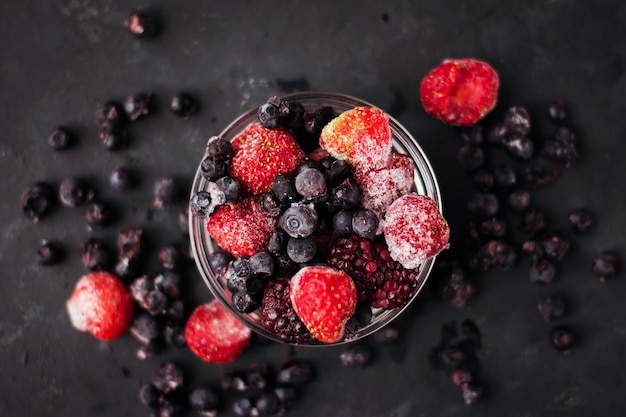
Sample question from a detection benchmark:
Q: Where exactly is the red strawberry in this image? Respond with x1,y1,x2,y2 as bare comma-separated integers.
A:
65,271,134,341
184,299,252,363
319,106,392,171
290,265,357,343
206,195,275,258
383,193,450,269
230,123,305,194
420,58,499,126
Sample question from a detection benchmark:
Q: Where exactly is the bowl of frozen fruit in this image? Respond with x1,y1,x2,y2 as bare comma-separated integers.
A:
188,91,449,345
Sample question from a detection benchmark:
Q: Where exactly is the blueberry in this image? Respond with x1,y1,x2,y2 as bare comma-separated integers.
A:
146,290,168,315
479,217,507,238
272,174,298,203
84,201,113,229
170,93,198,118
138,384,160,408
295,167,327,200
190,191,213,218
206,136,233,161
35,240,62,266
569,208,593,233
98,128,128,151
154,270,182,299
303,106,335,137
273,253,298,276
503,106,531,136
159,244,183,270
232,291,260,313
200,156,228,181
333,209,354,235
471,169,494,192
189,385,220,414
47,126,74,150
255,392,281,416
20,183,54,222
277,359,314,386
325,159,351,185
340,343,372,368
547,100,567,121
467,192,498,218
109,167,136,191
151,362,183,394
267,230,287,255
331,179,361,208
163,322,186,348
460,125,484,145
504,136,534,160
246,363,269,390
59,177,94,207
153,178,179,209
80,238,110,271
592,252,621,282
549,325,575,352
117,226,144,260
286,236,316,263
207,250,233,274
541,232,570,261
124,10,158,38
130,313,161,344
94,101,125,131
352,209,379,240
538,293,567,321
123,92,153,120
457,144,484,171
215,176,240,202
284,101,305,131
274,386,297,406
220,371,248,392
249,251,274,276
279,205,318,238
521,207,547,235
486,121,508,145
529,258,556,285
258,101,280,128
232,397,254,417
493,163,517,187
507,190,531,211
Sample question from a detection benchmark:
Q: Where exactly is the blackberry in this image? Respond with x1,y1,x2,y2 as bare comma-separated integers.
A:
259,276,313,344
170,92,198,119
326,235,419,309
47,126,73,150
20,183,54,223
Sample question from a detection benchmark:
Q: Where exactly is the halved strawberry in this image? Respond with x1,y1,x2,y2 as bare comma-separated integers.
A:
319,106,392,171
184,300,252,363
206,195,276,258
66,271,134,341
290,265,357,343
230,123,305,194
420,58,499,126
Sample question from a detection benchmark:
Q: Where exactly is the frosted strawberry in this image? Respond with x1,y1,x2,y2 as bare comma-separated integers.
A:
184,300,251,364
353,153,414,221
290,265,357,343
319,106,392,171
230,123,305,194
383,193,450,269
420,58,499,126
66,271,134,341
206,196,275,258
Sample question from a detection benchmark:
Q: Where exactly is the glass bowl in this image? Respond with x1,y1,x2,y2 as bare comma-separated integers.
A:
189,91,442,346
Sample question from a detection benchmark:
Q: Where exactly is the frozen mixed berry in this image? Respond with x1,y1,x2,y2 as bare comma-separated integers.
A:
123,92,153,120
333,209,354,235
286,236,317,263
152,362,184,393
271,174,298,204
541,126,578,167
467,192,499,217
521,239,544,259
189,385,220,415
259,276,313,344
190,191,213,219
59,177,94,207
47,126,74,150
327,235,420,308
80,238,111,271
248,251,274,277
504,136,534,160
529,258,556,285
200,155,228,181
232,291,261,314
153,178,179,209
547,100,567,121
521,207,547,235
170,92,198,119
159,244,183,270
569,208,593,233
503,106,531,136
434,260,475,307
206,136,233,159
420,58,499,126
351,209,379,240
98,128,128,151
549,325,575,352
216,176,241,202
457,144,484,171
109,166,137,191
331,178,361,208
592,252,621,282
130,313,161,344
233,397,254,417
538,293,567,321
35,240,62,266
279,204,318,238
94,101,126,131
20,182,54,223
507,190,531,212
541,232,571,261
295,167,327,201
125,10,158,38
340,343,373,368
84,201,113,229
207,250,233,274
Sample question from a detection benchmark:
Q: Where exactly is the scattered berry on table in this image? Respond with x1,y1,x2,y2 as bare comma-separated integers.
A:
549,325,575,352
130,313,161,344
507,190,531,212
528,257,556,285
84,201,113,229
123,92,153,120
541,126,579,167
20,183,54,223
98,128,128,151
434,260,476,308
467,192,499,218
541,232,571,261
153,178,179,209
109,166,137,191
340,343,373,368
138,383,160,408
47,126,74,150
592,252,621,282
503,106,531,136
569,208,593,233
151,361,184,393
124,10,158,38
169,92,198,119
94,101,126,131
80,238,111,271
58,177,94,207
35,239,62,265
538,293,567,321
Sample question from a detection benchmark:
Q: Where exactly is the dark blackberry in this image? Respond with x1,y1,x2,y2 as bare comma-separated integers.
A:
80,238,111,271
151,362,183,394
94,101,125,131
259,276,313,344
529,258,556,285
547,100,567,121
189,385,220,415
84,201,113,229
340,343,373,368
170,92,198,119
295,167,327,200
125,10,158,38
35,240,62,266
98,128,128,151
549,325,575,352
279,205,317,238
109,166,136,191
130,313,161,344
47,126,73,150
326,235,419,309
153,178,179,209
20,183,54,223
59,177,94,207
503,106,531,136
123,92,153,120
457,144,484,171
538,293,567,321
286,236,317,264
569,208,593,233
592,252,621,282
351,209,379,240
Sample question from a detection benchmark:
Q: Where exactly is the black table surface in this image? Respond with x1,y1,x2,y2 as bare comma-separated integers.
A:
3,1,626,416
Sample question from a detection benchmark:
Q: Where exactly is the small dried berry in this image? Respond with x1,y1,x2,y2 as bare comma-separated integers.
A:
170,92,198,119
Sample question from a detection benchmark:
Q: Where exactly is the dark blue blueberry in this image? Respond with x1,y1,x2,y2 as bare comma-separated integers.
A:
273,253,298,276
258,101,280,128
233,397,254,417
130,313,161,344
189,385,220,414
215,176,240,203
529,257,556,285
20,183,54,222
538,293,567,321
163,321,186,348
249,251,274,276
190,191,213,219
154,271,182,298
272,174,298,203
123,92,153,120
457,144,484,171
170,92,198,119
138,384,160,408
226,258,253,293
471,169,494,192
467,192,498,218
569,208,593,233
277,359,314,386
47,126,73,150
84,201,113,229
146,290,168,315
352,209,379,240
80,238,110,271
592,252,621,282
340,343,372,368
59,177,94,207
200,156,228,180
208,250,234,274
295,167,326,200
151,362,183,394
205,136,233,161
507,190,531,211
286,236,316,263
541,232,570,261
331,179,361,208
267,230,287,255
109,166,136,191
325,159,351,185
153,178,179,209
99,128,128,151
303,106,335,137
279,205,318,238
493,164,517,187
35,240,62,266
549,325,575,352
94,101,125,131
255,392,281,416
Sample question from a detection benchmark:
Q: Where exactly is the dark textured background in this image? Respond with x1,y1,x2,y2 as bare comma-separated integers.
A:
2,1,626,416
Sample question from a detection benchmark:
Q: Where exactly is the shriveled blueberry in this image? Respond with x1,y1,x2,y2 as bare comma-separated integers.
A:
170,92,198,119
94,101,125,131
190,191,213,218
286,236,316,263
569,208,593,233
84,201,113,229
59,177,94,207
189,385,220,415
340,343,372,368
503,106,531,136
200,156,228,181
333,209,354,235
295,168,327,200
130,313,161,344
80,238,110,271
35,240,62,266
549,325,575,352
592,252,621,282
151,362,183,394
279,205,317,238
20,183,54,222
215,176,240,202
125,10,158,38
109,166,136,191
47,126,74,150
538,293,567,321
153,178,179,209
351,209,379,240
98,128,128,151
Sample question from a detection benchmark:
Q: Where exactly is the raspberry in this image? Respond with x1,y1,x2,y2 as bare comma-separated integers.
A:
326,235,420,309
259,277,313,344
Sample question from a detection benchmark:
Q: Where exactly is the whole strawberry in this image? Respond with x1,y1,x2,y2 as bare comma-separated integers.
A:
65,271,134,341
290,265,357,343
184,299,252,363
319,106,392,171
230,123,305,194
420,58,499,126
206,196,276,258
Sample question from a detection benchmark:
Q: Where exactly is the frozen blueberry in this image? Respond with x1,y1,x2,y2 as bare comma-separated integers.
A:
521,207,547,235
190,191,213,219
467,192,499,217
267,230,287,255
159,244,183,270
351,209,379,240
153,178,179,209
538,293,567,321
123,92,153,120
277,359,314,386
592,252,621,282
541,232,570,261
80,238,111,271
549,325,575,352
146,290,168,315
206,136,233,160
331,179,361,208
258,101,281,128
130,313,161,344
529,258,556,285
272,174,298,203
232,397,254,417
109,167,136,191
255,392,281,416
84,201,113,229
295,167,327,200
333,209,354,235
507,190,531,212
170,92,198,119
325,158,351,186
125,10,158,38
98,128,128,151
47,126,74,150
207,250,233,274
138,383,160,408
457,144,484,171
189,385,220,415
35,240,62,266
151,362,183,394
340,343,372,368
279,205,318,238
504,136,534,160
286,236,317,263
569,208,593,233
493,164,517,187
20,183,54,222
163,322,186,348
154,271,182,299
215,176,240,202
249,251,274,276
200,156,228,181
59,177,94,207
232,291,260,314
94,101,126,131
